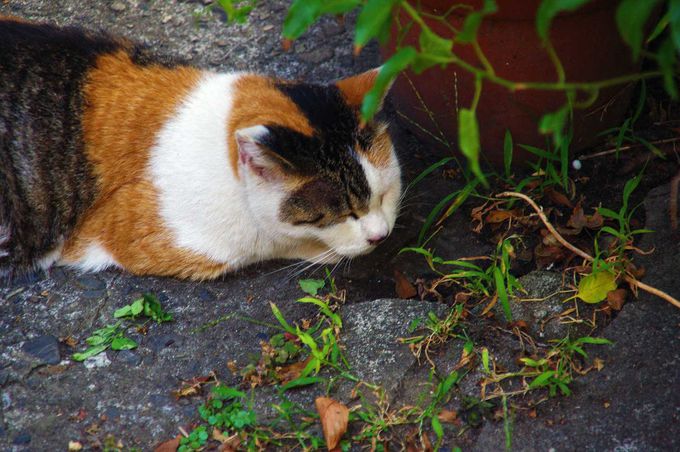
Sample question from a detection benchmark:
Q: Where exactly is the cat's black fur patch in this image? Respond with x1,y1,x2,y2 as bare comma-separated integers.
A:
272,82,374,225
1,20,127,275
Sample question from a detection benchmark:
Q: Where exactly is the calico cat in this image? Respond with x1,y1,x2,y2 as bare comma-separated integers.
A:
0,17,401,281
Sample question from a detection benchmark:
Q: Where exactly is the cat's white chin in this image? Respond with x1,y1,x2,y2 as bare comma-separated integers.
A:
332,244,377,258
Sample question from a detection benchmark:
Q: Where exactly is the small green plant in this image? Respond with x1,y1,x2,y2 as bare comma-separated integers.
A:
199,385,257,431
178,425,209,452
71,293,172,362
402,236,521,321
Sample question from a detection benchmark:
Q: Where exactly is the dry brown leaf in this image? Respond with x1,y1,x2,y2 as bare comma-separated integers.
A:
276,357,312,386
394,270,417,299
315,397,349,450
153,436,181,452
545,187,573,208
606,288,627,310
281,38,292,51
437,409,458,424
528,408,537,419
485,209,515,224
171,374,214,399
68,441,83,451
593,358,605,371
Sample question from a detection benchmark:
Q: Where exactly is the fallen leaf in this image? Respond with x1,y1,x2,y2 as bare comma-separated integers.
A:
227,360,239,374
577,271,617,304
593,358,605,371
394,270,417,299
437,409,458,423
606,288,627,310
171,374,215,399
154,436,181,452
315,397,349,450
545,187,573,208
485,209,516,224
603,400,611,408
528,408,537,419
68,441,83,451
281,38,292,52
276,357,311,385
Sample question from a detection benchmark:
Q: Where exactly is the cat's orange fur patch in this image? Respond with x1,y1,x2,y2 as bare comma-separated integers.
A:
0,14,31,23
61,51,229,279
228,75,314,177
365,128,394,168
336,69,379,108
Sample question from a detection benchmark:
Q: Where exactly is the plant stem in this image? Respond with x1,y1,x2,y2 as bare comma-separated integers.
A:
497,192,680,309
398,2,663,94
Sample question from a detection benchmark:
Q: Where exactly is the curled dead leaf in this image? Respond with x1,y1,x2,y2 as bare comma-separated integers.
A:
394,270,417,299
281,38,292,52
437,409,458,424
606,288,627,310
153,436,181,452
545,187,573,208
315,397,349,450
276,357,312,385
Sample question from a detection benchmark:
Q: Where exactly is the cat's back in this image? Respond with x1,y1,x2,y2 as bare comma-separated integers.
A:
0,17,125,275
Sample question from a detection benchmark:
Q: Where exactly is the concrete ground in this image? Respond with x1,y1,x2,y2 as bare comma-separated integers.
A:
1,1,679,451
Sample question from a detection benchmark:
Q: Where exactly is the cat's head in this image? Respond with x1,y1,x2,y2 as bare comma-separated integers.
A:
235,68,401,260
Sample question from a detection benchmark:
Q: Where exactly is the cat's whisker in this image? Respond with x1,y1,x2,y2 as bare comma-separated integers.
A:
285,249,337,282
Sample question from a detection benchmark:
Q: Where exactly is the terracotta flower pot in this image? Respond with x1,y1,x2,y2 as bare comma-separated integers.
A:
384,0,640,167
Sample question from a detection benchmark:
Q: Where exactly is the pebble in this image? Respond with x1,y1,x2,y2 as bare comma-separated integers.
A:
115,350,142,367
2,392,11,409
297,47,334,64
75,275,106,291
110,1,126,13
197,287,215,302
83,352,111,369
22,335,61,365
12,432,31,445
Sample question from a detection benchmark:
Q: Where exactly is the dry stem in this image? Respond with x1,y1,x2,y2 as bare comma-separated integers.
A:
498,192,680,309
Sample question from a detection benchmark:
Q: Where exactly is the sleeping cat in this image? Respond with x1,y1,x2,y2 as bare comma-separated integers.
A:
0,17,401,281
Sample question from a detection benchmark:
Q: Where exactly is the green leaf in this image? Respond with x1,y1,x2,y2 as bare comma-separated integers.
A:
657,36,679,99
130,299,144,316
113,305,132,318
142,294,173,323
503,130,513,178
212,385,246,400
528,370,555,389
270,302,297,335
299,279,325,296
110,337,137,351
361,46,417,121
280,376,325,391
72,344,108,362
670,0,680,50
494,267,512,321
407,157,455,191
575,336,613,345
457,0,498,43
481,348,490,374
412,29,453,73
431,414,444,440
536,0,591,40
616,0,662,61
320,0,361,15
539,107,568,137
577,271,617,304
283,0,323,40
458,108,488,187
354,0,399,51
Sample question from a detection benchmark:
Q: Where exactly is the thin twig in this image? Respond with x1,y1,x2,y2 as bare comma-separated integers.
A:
498,191,680,309
577,137,680,161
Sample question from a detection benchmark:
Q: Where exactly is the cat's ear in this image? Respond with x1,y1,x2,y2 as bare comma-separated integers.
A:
335,67,392,111
235,125,294,182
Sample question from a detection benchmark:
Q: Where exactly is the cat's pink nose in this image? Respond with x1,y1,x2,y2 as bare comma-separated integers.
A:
367,233,387,246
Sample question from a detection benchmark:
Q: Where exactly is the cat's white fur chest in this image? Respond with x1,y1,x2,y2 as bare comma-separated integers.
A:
148,72,277,267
